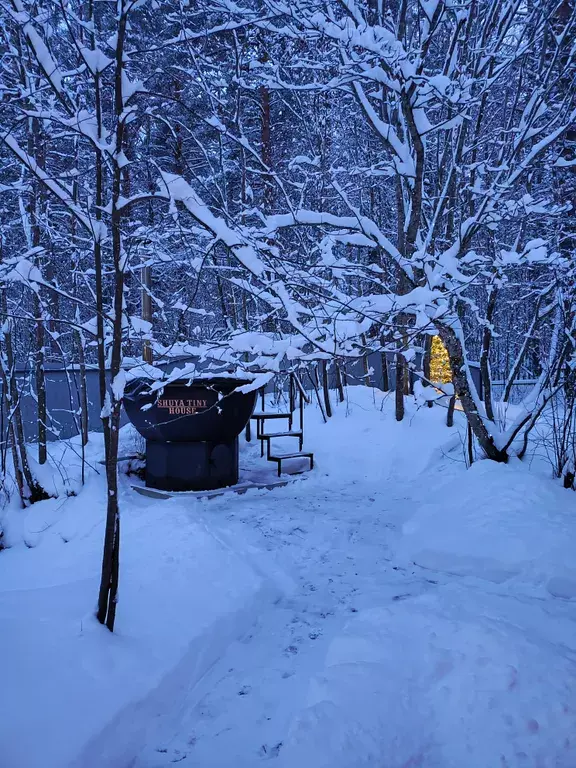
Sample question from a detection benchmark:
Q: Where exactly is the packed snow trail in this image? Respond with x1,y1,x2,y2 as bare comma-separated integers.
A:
133,394,459,767
132,391,576,767
2,388,575,767
134,482,436,767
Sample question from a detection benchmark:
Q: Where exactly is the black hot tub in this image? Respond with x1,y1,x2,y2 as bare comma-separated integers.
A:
123,376,258,491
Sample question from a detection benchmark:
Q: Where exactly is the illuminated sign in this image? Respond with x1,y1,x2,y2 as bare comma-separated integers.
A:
157,398,209,415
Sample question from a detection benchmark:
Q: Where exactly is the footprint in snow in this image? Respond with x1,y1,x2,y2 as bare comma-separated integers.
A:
259,742,283,759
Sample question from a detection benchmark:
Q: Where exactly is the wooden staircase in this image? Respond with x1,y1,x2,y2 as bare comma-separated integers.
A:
250,372,314,476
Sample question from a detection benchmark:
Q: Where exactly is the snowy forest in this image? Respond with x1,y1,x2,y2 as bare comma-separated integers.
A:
1,0,576,766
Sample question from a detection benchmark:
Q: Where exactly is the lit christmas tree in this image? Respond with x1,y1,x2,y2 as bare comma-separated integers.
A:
430,336,452,383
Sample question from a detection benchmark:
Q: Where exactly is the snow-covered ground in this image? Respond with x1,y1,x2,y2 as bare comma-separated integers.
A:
1,387,576,767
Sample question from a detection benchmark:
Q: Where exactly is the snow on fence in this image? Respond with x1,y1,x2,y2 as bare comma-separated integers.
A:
491,380,539,405
0,354,490,445
0,365,122,444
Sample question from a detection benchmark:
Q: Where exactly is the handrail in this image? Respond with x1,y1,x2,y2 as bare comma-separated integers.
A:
291,371,310,404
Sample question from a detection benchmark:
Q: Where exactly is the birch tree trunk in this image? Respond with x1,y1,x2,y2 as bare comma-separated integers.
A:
438,322,507,462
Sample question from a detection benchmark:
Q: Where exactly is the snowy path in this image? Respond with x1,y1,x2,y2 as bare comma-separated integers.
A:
131,392,576,767
3,390,575,768
134,479,438,767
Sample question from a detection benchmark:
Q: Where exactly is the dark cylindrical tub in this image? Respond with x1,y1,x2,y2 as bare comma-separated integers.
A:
123,376,257,491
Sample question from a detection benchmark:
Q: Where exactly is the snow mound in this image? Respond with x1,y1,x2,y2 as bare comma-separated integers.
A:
281,588,576,767
308,385,465,485
395,459,576,597
0,481,273,768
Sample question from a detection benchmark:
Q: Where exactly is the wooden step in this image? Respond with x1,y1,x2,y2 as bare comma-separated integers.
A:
261,430,303,439
269,451,313,460
268,450,314,477
251,412,292,419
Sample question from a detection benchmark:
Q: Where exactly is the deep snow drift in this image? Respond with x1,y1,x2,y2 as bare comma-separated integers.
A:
0,436,270,768
1,387,575,768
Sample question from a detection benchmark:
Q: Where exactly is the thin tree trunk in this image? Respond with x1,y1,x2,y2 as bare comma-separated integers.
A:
86,0,114,619
479,285,498,422
3,330,45,500
309,367,327,423
29,117,47,465
142,265,153,363
0,263,47,502
381,351,389,392
438,322,507,462
142,119,155,364
467,422,474,466
97,9,128,632
446,394,456,427
335,360,345,402
260,81,273,210
395,353,405,421
0,385,5,477
8,422,25,505
76,330,89,447
423,334,433,407
33,292,47,464
0,360,25,505
320,359,332,418
89,2,110,457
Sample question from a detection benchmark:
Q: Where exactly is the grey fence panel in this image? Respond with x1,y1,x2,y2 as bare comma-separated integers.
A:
0,368,129,444
1,356,214,445
491,380,538,404
1,354,485,446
